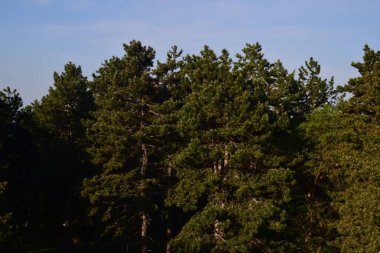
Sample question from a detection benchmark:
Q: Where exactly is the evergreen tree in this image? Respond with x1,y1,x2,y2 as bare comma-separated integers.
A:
0,87,20,251
268,60,304,126
301,45,380,252
168,44,298,252
35,62,94,145
153,45,187,252
1,41,378,253
338,44,380,119
298,57,335,113
0,181,12,252
0,87,37,251
283,57,337,251
168,46,235,251
333,45,380,252
33,62,94,246
83,40,160,252
299,106,341,252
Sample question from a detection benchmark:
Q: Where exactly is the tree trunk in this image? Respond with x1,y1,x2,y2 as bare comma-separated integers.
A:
166,161,173,253
214,219,223,247
140,143,148,253
140,98,149,253
141,212,148,253
223,144,229,173
141,143,147,177
166,212,172,253
213,144,229,248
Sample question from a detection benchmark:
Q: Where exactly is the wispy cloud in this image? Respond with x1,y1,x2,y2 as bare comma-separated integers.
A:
29,0,54,6
64,0,94,12
28,0,96,11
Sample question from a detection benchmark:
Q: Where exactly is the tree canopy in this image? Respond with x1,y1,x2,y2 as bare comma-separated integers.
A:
0,42,379,253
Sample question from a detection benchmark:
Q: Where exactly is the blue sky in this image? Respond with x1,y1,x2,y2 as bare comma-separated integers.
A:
1,0,379,104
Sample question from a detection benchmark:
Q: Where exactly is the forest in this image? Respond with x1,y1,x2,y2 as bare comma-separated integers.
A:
0,41,379,253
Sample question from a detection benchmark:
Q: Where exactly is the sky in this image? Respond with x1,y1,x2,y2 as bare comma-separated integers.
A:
1,0,379,105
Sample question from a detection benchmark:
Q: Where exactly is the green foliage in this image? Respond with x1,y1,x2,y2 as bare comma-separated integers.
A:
166,44,307,252
28,63,95,247
299,57,336,111
34,62,94,145
338,44,380,121
83,41,162,252
0,181,12,252
2,42,379,253
0,87,24,251
300,45,380,252
333,46,380,252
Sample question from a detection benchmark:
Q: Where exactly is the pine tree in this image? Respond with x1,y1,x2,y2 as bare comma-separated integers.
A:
168,44,298,252
153,45,186,252
0,87,20,251
0,87,39,251
298,57,335,113
35,62,94,145
299,105,341,252
301,45,380,252
33,62,94,246
83,41,160,252
284,57,337,251
0,181,12,252
333,45,380,252
268,60,304,125
1,40,378,252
